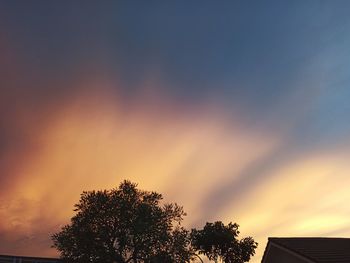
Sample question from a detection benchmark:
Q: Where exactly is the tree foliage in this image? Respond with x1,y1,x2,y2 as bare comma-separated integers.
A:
52,180,257,263
191,222,257,263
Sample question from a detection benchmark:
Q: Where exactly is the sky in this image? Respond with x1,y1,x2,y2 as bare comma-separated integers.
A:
1,1,350,262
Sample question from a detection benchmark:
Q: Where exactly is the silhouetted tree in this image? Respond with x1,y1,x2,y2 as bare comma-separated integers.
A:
191,222,257,263
52,181,257,263
52,180,192,263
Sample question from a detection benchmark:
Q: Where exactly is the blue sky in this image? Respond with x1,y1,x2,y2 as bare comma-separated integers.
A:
3,1,350,131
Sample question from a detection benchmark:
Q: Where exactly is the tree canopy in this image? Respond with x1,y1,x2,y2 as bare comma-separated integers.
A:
191,222,257,263
52,180,257,263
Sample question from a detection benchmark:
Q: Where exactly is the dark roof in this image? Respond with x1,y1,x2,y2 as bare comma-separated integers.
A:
0,254,61,263
268,237,350,263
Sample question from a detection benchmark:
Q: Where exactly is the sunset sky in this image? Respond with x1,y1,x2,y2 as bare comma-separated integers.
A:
1,1,350,262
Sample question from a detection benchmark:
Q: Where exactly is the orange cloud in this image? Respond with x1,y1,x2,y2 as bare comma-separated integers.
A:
0,80,279,257
3,78,350,263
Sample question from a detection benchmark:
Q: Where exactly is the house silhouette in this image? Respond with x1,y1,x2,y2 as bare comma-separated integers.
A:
262,237,350,263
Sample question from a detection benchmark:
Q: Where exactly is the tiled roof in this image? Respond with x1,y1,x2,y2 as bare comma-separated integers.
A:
269,237,350,263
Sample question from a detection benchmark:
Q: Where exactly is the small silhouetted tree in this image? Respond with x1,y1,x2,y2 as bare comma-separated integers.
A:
52,180,257,263
191,222,257,263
